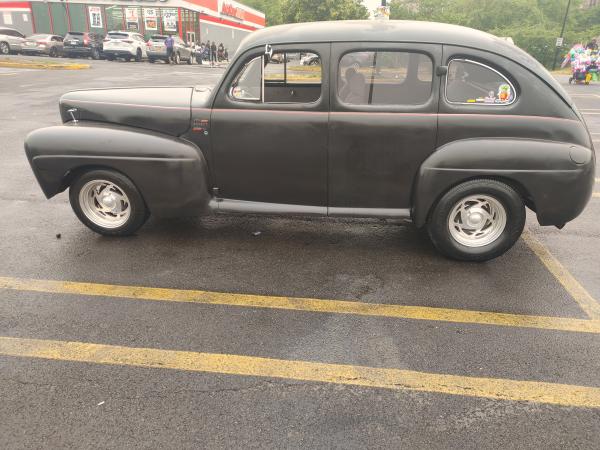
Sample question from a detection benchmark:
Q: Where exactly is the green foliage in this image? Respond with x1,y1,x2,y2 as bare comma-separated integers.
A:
243,0,368,26
389,0,600,68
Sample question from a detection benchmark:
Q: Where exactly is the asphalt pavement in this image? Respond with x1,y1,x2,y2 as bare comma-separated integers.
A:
1,56,600,449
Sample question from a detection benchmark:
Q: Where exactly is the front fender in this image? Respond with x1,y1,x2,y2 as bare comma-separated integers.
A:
24,122,211,218
412,138,595,228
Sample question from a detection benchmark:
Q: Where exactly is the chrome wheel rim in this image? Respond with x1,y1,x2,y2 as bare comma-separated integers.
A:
0,43,8,54
79,180,131,229
448,195,507,247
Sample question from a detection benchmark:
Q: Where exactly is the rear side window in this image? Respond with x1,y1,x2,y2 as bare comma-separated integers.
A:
446,59,516,105
338,51,433,106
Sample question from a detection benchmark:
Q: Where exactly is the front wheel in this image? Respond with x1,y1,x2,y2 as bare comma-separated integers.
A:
426,179,525,262
135,48,142,62
0,42,9,55
69,170,149,236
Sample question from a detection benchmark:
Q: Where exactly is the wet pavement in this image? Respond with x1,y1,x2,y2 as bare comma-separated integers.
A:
1,56,600,448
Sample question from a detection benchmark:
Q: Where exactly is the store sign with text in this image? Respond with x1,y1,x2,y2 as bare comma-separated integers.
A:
162,8,177,32
144,8,158,31
88,6,103,28
221,3,245,21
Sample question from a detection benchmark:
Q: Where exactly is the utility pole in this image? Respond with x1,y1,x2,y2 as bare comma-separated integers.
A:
552,0,572,70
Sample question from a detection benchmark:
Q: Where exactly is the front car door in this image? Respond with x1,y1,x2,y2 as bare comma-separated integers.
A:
210,43,330,213
328,42,441,216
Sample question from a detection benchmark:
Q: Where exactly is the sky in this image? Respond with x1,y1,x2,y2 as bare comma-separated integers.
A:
363,0,387,19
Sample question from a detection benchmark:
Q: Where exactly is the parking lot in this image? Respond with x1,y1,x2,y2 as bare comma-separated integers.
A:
1,56,600,448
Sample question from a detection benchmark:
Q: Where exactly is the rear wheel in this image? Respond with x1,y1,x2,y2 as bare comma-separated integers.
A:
0,42,9,55
149,58,155,63
91,48,100,60
173,52,180,65
135,48,142,62
187,55,192,65
426,179,525,262
49,47,58,58
106,54,114,61
69,169,149,236
125,55,132,62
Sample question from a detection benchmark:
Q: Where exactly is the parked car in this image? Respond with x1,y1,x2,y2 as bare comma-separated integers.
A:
24,21,596,261
0,27,25,55
63,31,104,59
20,34,64,57
146,34,193,64
103,31,146,62
300,54,320,65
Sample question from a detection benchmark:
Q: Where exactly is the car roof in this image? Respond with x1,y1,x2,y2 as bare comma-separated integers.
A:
237,20,571,106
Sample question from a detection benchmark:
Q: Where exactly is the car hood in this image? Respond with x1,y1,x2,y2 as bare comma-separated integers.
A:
59,87,194,136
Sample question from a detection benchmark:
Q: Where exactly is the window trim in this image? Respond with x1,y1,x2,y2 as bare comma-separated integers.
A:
228,50,323,105
445,58,517,107
336,49,434,108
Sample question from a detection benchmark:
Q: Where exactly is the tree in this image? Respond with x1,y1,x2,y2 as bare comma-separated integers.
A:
280,0,369,24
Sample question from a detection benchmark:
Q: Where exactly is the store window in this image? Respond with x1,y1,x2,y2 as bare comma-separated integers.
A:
446,59,516,105
338,51,432,106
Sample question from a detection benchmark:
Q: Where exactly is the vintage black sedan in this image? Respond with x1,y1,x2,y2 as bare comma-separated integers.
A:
24,21,595,261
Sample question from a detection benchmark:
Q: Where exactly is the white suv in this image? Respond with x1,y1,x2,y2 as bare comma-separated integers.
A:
0,27,26,55
103,31,147,62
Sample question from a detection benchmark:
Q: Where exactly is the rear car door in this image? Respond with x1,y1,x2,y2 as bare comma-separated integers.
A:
328,42,441,214
210,44,330,210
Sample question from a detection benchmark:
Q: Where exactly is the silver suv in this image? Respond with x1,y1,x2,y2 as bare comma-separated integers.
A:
0,27,26,55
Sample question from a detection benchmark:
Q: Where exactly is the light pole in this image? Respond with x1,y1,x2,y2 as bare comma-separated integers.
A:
552,0,572,70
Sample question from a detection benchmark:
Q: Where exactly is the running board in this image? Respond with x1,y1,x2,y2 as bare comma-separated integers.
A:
209,199,410,219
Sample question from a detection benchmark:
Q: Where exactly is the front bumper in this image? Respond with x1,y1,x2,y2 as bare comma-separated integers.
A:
103,49,136,57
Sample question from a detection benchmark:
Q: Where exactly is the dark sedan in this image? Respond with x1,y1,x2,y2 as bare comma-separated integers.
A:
24,21,595,261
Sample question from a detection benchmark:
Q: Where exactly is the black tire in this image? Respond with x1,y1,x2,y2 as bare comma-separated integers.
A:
187,55,192,65
49,47,58,58
135,49,142,62
426,179,525,262
69,169,149,236
106,55,115,61
149,58,155,63
0,42,10,55
91,48,100,60
174,52,180,65
125,55,132,62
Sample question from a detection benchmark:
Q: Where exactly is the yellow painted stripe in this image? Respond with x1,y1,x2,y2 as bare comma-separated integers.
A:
522,231,600,320
1,276,599,334
1,336,599,408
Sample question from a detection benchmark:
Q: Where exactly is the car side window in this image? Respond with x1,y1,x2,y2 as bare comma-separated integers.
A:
230,50,322,104
231,56,263,101
337,51,433,106
446,59,516,105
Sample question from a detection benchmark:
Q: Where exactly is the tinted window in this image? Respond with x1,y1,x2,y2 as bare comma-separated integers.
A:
338,51,433,106
108,33,129,40
446,59,516,105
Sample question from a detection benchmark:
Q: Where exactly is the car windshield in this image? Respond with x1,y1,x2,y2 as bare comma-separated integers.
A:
108,33,130,40
150,35,167,41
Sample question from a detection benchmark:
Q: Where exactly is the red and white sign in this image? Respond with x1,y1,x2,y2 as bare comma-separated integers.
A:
221,3,245,21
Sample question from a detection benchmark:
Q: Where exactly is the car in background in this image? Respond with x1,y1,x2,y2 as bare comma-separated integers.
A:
0,27,26,55
63,31,104,59
103,31,147,62
300,53,320,65
20,34,64,57
146,34,193,64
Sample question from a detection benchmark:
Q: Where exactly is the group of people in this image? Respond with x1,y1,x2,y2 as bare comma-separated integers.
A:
163,35,228,66
194,41,229,66
561,38,599,85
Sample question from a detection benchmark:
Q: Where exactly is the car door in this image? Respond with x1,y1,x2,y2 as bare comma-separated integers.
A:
328,42,441,215
209,43,330,212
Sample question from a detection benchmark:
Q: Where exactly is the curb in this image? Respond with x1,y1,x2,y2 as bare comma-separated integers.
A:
0,60,90,70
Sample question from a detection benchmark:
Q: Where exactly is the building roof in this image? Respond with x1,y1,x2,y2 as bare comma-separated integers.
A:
236,20,570,105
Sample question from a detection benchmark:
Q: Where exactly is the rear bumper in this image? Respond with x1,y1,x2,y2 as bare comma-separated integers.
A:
103,49,136,57
64,47,92,55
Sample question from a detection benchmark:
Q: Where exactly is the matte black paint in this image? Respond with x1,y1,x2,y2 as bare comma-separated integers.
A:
24,20,596,229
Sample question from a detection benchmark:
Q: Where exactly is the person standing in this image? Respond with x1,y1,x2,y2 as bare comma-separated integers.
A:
210,40,217,67
165,34,175,64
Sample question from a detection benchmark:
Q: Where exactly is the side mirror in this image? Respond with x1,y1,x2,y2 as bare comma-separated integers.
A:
264,44,273,63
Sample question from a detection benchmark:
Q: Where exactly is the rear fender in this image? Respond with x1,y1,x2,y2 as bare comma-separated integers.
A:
24,122,211,218
412,138,595,227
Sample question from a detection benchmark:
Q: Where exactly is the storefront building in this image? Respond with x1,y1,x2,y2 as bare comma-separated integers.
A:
0,0,265,52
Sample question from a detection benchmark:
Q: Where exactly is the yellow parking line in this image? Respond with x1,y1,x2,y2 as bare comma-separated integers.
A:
1,336,599,408
1,275,600,334
522,231,600,319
